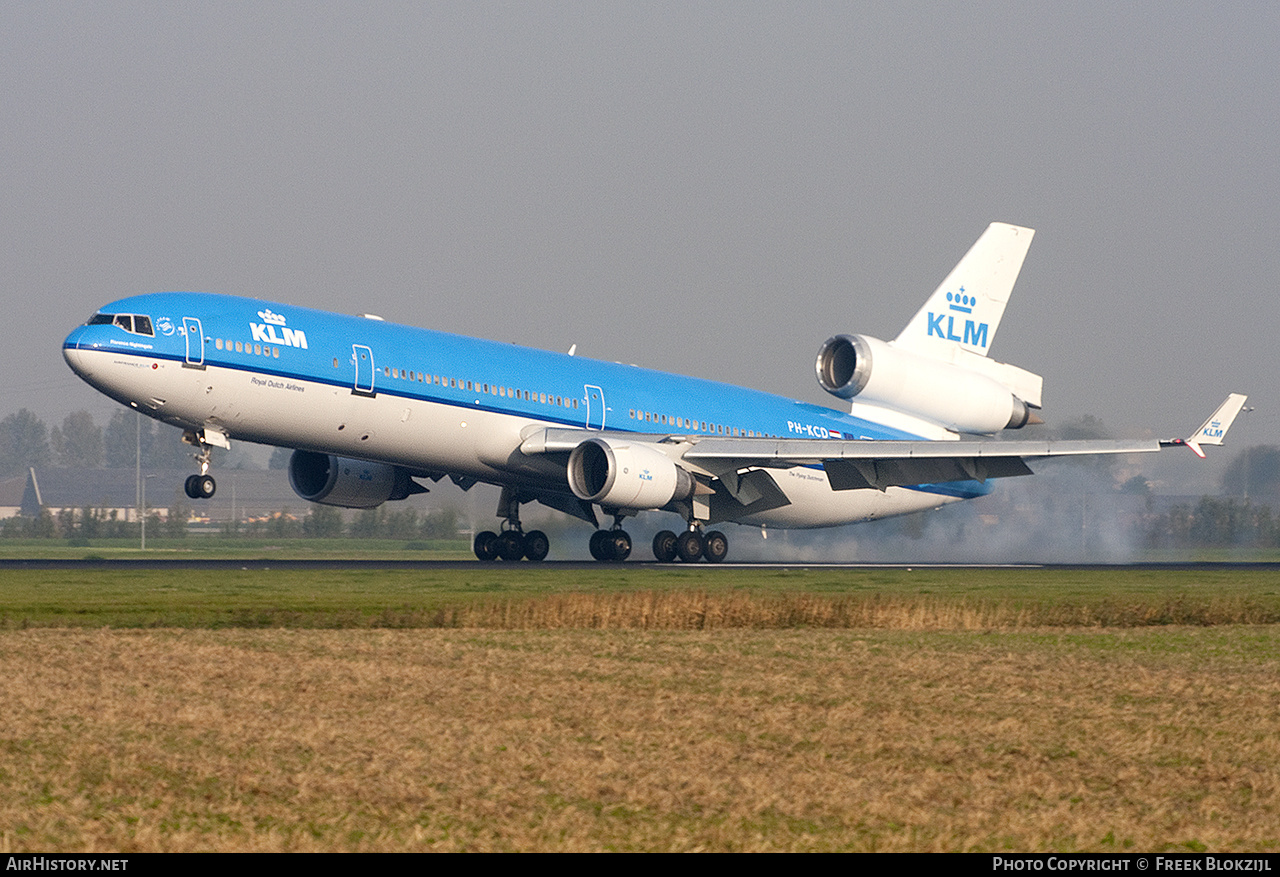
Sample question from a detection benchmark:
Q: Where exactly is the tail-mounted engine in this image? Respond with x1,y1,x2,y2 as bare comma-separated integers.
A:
288,450,424,509
568,437,696,511
815,333,1034,434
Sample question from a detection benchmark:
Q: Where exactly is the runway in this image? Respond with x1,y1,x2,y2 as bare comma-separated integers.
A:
4,558,1280,571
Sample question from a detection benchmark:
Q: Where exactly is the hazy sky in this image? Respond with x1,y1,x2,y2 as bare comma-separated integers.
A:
4,2,1276,493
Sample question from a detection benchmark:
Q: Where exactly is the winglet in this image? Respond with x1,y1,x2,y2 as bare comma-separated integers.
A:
1161,393,1248,458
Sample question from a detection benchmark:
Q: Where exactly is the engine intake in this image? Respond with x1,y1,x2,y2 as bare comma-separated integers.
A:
568,438,696,511
815,333,1033,434
288,450,421,509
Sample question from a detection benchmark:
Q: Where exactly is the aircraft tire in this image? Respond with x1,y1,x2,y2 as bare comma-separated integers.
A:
703,530,728,563
194,474,216,499
589,529,610,561
652,530,678,562
496,530,525,561
474,531,499,561
183,475,199,499
609,530,632,562
676,530,704,563
523,530,550,562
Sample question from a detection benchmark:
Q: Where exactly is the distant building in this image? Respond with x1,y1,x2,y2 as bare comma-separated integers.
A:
0,475,24,518
9,467,446,523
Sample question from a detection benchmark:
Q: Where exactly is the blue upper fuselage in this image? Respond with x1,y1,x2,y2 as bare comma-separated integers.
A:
65,291,929,445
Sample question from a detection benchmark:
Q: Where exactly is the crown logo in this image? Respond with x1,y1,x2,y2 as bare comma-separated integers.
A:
946,288,974,314
257,309,287,326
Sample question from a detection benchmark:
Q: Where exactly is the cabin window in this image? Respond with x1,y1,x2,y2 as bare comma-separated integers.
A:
253,344,261,355
273,347,279,358
333,358,339,368
216,339,223,350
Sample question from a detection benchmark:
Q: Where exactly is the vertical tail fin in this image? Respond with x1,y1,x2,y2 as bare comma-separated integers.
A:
893,222,1035,359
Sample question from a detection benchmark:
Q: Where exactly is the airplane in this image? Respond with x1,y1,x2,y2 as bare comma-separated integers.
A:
61,222,1246,562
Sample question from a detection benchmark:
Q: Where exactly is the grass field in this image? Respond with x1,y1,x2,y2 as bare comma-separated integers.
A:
1,565,1279,629
1,566,1278,851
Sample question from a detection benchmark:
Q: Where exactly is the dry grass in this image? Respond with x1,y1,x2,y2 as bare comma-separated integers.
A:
1,626,1277,852
380,590,1280,631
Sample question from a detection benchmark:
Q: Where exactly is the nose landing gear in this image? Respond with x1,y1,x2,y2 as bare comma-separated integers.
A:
181,430,219,499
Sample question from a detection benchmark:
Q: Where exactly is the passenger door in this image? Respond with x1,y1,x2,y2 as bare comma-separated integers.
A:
352,344,376,396
584,384,605,429
182,317,205,368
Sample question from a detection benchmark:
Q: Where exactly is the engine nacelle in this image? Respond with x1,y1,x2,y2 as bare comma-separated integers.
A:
567,437,696,511
815,333,1033,434
288,450,418,509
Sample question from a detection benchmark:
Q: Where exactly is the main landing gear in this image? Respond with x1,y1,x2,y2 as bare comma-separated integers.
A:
473,527,550,562
474,489,550,562
651,526,728,563
588,514,632,562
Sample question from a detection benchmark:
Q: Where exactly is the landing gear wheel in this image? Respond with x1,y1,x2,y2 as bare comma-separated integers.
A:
590,529,631,562
193,474,216,499
703,530,728,563
609,530,632,562
523,530,550,562
184,475,199,499
474,531,499,561
652,530,678,563
676,530,704,563
496,530,526,561
589,529,611,561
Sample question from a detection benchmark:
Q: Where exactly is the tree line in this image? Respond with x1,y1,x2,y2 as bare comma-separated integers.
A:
0,409,194,476
1,503,462,542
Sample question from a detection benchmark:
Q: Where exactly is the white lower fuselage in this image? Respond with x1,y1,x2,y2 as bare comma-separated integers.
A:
64,343,966,529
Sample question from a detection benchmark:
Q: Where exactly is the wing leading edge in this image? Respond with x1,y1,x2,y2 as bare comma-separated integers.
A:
523,394,1245,494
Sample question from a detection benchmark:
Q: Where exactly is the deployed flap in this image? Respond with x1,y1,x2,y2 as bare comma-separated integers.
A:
894,223,1035,359
823,456,1034,492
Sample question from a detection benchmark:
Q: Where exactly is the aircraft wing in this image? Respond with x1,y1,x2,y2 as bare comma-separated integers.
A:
523,428,1156,491
521,394,1245,493
679,436,1157,490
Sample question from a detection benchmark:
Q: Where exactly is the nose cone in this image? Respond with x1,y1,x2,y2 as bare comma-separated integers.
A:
63,326,90,378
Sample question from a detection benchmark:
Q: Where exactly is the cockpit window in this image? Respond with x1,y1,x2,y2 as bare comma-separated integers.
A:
86,312,155,336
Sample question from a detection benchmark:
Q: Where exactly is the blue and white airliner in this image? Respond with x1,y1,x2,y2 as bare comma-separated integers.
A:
62,223,1245,562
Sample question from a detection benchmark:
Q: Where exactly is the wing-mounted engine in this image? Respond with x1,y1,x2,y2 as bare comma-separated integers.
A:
288,450,425,509
815,333,1037,434
567,437,696,511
